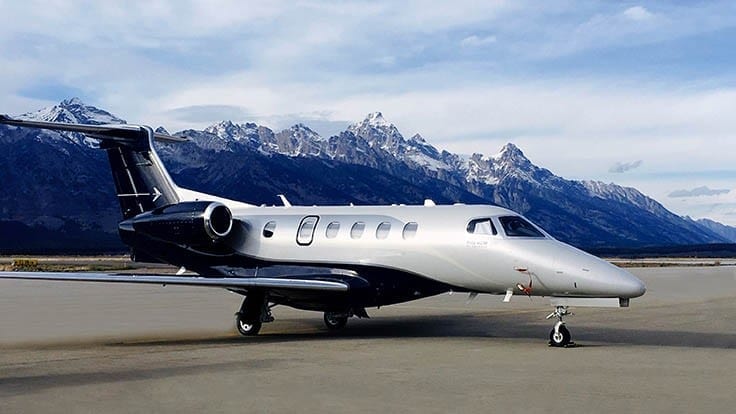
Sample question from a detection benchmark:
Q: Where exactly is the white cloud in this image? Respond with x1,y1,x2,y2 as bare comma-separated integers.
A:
609,160,643,173
623,6,654,21
461,35,497,48
669,186,731,198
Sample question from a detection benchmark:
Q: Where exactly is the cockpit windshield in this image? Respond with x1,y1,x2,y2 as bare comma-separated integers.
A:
498,216,545,238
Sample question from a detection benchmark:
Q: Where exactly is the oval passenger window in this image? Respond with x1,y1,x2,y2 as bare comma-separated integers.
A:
325,221,340,238
351,222,366,239
263,221,277,238
402,222,418,239
376,222,391,239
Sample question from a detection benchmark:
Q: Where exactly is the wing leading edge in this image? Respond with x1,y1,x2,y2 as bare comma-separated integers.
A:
0,272,349,292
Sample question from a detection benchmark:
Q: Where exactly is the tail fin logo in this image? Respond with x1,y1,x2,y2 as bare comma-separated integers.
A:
152,187,162,202
117,186,162,202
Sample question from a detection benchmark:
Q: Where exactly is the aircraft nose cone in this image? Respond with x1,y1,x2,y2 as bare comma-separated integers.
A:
616,269,646,298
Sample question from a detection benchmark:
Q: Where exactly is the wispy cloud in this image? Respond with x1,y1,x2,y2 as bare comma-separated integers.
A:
668,186,731,198
460,35,497,48
622,6,654,22
609,160,643,173
165,105,253,124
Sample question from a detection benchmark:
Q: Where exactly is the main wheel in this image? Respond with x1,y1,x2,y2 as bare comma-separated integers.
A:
323,312,348,330
549,323,571,347
236,314,262,336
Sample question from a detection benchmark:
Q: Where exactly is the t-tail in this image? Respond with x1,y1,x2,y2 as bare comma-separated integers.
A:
0,115,184,219
0,114,246,266
102,126,180,218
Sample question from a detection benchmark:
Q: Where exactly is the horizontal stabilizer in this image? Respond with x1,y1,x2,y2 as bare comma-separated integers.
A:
0,272,349,292
0,115,187,143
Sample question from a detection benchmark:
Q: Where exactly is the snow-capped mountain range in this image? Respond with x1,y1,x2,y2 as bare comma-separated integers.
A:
1,98,733,252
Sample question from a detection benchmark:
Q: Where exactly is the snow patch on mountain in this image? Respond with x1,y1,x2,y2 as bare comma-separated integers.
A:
22,98,125,126
581,180,670,216
17,98,126,148
348,111,405,152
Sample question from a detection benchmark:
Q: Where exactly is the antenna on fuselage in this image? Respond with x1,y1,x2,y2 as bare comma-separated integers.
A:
277,194,292,207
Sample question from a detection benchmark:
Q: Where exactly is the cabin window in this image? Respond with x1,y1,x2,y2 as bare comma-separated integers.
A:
498,216,544,238
402,222,418,239
350,222,366,239
297,216,319,245
376,222,391,239
262,221,277,238
325,221,340,239
466,218,497,236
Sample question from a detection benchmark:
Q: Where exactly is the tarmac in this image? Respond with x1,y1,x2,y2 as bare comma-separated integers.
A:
1,265,735,413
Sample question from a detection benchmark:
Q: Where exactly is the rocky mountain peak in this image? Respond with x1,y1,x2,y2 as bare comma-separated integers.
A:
204,120,261,143
348,112,404,152
462,143,546,186
60,97,84,106
287,123,322,140
409,133,426,143
365,111,389,127
493,143,527,162
491,142,538,175
204,120,235,137
21,98,125,126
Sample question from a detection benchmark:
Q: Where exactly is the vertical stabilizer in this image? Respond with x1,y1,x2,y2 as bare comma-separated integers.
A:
102,126,179,218
0,116,183,219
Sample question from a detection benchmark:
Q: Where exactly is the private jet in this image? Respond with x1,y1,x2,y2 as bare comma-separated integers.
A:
0,115,646,347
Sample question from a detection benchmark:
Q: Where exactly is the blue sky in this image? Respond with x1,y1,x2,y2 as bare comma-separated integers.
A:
1,0,735,224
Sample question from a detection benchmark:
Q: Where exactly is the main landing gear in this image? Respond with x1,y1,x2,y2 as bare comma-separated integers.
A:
323,312,349,330
322,307,368,331
235,292,273,337
546,306,574,347
235,298,368,336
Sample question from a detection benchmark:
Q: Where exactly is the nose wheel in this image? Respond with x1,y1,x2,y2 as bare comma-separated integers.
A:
549,322,571,347
547,306,574,347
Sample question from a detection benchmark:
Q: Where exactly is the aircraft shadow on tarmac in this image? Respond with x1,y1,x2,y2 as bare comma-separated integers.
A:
2,314,734,397
0,360,279,397
114,312,736,350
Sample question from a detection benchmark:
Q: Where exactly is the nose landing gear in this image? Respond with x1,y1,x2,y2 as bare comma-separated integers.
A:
546,306,574,347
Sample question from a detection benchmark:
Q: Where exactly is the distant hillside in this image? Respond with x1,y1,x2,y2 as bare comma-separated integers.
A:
697,218,736,243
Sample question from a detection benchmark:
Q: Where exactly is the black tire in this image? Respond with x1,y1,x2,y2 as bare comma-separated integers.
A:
549,324,571,347
236,315,262,336
323,312,348,330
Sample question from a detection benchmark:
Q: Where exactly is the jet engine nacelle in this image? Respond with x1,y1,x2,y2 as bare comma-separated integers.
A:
120,201,233,247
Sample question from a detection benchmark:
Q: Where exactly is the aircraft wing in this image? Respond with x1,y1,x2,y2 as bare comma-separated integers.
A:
0,272,349,292
0,115,187,143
